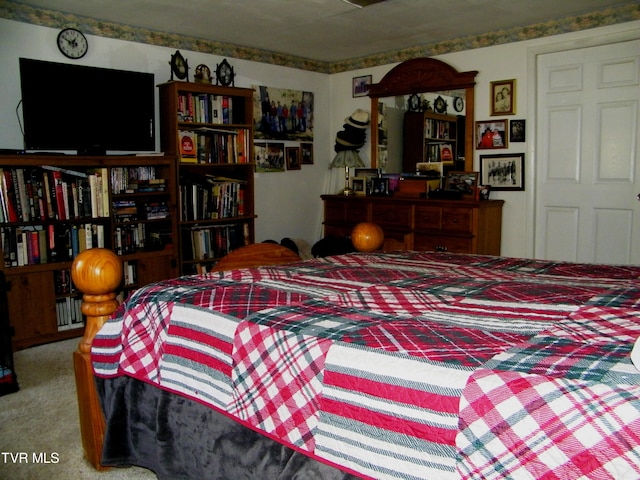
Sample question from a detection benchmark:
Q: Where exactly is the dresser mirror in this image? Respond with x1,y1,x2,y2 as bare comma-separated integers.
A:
368,58,478,174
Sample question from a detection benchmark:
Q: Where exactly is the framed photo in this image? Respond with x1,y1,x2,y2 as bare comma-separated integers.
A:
352,75,372,98
370,177,390,196
300,142,314,164
476,119,508,149
285,146,301,170
510,119,526,142
480,153,525,191
445,171,479,198
254,142,285,172
351,177,366,195
490,79,516,115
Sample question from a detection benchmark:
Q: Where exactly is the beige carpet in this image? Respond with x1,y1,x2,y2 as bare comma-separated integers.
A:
0,338,157,480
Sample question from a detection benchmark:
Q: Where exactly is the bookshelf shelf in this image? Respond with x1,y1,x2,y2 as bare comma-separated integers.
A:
0,154,179,350
159,81,256,274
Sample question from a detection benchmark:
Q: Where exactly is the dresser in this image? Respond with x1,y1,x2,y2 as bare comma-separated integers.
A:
321,195,504,255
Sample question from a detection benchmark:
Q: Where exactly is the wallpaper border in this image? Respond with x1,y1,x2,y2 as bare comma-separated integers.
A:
1,1,639,73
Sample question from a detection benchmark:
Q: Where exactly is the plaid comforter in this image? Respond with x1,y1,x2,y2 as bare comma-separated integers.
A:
92,251,640,479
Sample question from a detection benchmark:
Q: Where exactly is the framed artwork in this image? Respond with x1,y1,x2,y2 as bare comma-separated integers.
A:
510,119,526,142
476,119,508,149
254,142,285,172
285,146,301,170
445,171,479,198
300,142,314,164
370,177,390,196
351,177,366,195
490,79,516,115
352,75,372,97
480,153,525,191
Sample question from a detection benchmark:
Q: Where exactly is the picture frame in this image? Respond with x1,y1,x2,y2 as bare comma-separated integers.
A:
370,177,390,196
300,142,314,164
351,177,366,195
254,142,285,172
479,153,525,191
490,79,515,115
285,146,301,170
444,171,479,198
510,119,526,142
352,75,372,98
476,119,508,149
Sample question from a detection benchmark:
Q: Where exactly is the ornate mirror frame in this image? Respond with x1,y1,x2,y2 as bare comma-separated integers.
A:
368,57,478,171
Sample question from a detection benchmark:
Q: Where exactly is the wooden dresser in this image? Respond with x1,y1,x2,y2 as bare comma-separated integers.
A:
321,195,504,255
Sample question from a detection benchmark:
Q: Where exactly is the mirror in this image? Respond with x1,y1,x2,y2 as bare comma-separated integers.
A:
368,58,478,174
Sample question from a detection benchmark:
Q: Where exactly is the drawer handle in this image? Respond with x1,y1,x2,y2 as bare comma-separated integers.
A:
435,245,448,252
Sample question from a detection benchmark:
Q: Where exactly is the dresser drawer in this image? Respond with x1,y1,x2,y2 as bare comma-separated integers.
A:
415,205,442,229
345,202,369,224
414,234,472,253
371,202,412,229
441,207,473,233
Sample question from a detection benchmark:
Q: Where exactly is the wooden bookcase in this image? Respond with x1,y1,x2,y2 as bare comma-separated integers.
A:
0,155,178,350
158,81,256,274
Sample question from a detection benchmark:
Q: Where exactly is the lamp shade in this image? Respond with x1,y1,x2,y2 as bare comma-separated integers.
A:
329,150,365,169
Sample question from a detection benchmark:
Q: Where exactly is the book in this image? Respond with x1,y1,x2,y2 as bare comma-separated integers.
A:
179,130,197,162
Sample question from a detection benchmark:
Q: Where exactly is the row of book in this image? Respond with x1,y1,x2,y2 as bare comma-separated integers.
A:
424,143,454,163
110,166,165,194
178,93,239,125
178,128,249,164
182,222,249,262
123,260,138,286
424,118,452,140
180,175,246,221
112,200,170,222
2,223,106,267
0,166,110,223
55,295,84,331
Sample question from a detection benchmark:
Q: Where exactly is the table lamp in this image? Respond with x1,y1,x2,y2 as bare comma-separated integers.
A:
329,150,365,196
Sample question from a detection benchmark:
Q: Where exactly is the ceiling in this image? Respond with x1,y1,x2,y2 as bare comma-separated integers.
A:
8,0,637,64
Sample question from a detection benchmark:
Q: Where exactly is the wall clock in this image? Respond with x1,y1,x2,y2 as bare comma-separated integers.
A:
170,50,189,81
453,96,464,112
216,59,235,87
407,93,421,112
434,95,447,114
57,28,88,59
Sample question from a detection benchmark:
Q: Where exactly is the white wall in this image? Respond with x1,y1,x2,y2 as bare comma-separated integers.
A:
2,18,640,256
330,21,640,258
0,18,330,246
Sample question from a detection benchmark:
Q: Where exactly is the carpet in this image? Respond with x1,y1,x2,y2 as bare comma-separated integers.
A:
0,338,156,480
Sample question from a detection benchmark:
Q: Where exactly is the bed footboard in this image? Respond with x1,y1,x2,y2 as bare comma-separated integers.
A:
71,248,123,470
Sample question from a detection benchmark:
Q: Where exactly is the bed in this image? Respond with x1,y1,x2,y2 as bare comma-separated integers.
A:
73,247,640,479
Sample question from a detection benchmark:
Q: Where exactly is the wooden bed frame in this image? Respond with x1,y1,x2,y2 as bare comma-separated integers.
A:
71,244,302,470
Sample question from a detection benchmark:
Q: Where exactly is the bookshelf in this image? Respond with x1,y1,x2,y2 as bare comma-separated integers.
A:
158,81,256,274
0,155,178,350
403,111,462,174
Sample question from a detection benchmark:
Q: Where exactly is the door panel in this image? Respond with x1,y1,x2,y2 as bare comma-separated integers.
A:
536,40,640,264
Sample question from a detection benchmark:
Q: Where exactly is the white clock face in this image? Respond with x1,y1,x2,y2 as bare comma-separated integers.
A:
57,28,88,59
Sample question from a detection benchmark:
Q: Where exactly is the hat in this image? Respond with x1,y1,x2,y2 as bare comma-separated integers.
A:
344,109,370,129
335,126,366,149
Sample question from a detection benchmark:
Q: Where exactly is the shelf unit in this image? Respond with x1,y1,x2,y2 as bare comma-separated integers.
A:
403,111,463,174
0,155,178,350
158,81,256,274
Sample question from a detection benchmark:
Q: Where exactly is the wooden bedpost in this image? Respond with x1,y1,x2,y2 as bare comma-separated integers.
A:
71,248,123,470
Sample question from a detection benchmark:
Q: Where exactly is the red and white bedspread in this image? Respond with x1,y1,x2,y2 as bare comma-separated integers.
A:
92,251,640,479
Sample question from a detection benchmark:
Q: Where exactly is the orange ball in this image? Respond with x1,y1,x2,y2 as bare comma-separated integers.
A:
351,222,384,252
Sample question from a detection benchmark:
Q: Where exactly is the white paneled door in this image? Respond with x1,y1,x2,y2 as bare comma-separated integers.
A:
535,40,640,264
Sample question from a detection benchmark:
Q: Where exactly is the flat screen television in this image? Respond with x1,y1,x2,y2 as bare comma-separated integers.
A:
19,58,156,153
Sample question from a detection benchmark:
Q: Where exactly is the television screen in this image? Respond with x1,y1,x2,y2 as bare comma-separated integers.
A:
19,58,156,153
